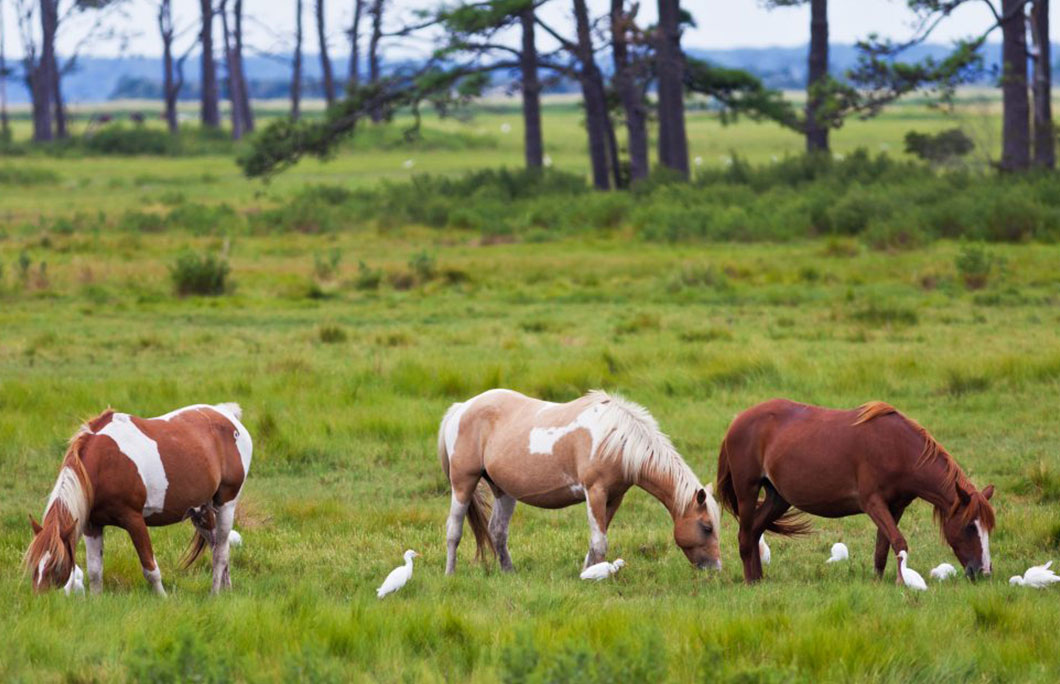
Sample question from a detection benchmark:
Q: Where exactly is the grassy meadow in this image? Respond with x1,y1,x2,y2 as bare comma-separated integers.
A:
2,98,1060,681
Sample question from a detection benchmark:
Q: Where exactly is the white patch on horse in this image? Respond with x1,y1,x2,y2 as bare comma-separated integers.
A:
584,492,606,556
442,389,517,459
212,403,253,477
44,466,89,535
97,414,169,517
528,403,608,456
37,551,52,582
974,518,991,573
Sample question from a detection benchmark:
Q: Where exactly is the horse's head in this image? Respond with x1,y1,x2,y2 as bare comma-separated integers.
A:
673,486,722,570
25,515,77,593
941,483,995,578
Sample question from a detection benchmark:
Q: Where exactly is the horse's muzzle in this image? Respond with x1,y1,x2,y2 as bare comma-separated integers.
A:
965,564,983,580
698,559,722,571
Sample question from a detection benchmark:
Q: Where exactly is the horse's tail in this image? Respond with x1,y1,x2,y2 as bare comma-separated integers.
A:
438,402,495,563
716,437,740,519
180,529,209,569
717,435,812,537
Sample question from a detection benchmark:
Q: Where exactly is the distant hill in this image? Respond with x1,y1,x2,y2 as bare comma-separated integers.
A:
0,42,1018,104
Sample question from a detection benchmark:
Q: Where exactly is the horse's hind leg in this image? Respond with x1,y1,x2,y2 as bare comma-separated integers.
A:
445,483,475,575
211,501,236,593
123,515,166,596
488,493,517,572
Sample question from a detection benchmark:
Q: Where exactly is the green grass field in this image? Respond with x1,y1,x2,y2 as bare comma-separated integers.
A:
2,100,1060,682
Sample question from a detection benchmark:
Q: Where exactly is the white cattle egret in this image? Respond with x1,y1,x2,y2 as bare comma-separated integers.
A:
1009,561,1060,588
228,530,243,547
64,565,85,596
758,536,771,565
377,550,418,598
826,542,849,563
580,558,625,581
897,550,928,591
500,123,512,133
402,159,415,169
930,563,957,580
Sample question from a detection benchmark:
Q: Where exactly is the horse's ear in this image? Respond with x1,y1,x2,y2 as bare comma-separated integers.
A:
982,484,995,500
705,482,714,496
695,488,706,506
29,515,43,536
59,520,76,541
956,486,971,505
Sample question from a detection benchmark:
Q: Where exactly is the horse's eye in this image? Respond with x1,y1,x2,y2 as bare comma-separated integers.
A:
701,524,713,536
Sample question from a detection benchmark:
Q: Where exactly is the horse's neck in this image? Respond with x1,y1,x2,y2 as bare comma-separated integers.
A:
633,466,682,519
911,455,959,511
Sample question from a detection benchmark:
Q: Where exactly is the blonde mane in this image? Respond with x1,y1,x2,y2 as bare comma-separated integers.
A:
853,401,994,530
588,390,719,522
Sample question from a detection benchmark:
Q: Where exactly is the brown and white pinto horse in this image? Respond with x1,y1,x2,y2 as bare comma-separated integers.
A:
439,389,722,574
24,403,252,595
716,399,995,584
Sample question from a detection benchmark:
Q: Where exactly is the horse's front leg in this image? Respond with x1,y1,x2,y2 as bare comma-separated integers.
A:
862,495,908,585
583,487,609,569
873,502,909,578
84,524,104,595
123,515,166,596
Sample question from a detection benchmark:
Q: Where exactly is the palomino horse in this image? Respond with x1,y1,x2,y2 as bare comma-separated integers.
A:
716,399,995,584
24,403,252,595
438,389,722,574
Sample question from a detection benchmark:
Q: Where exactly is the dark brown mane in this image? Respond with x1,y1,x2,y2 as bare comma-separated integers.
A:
853,401,994,531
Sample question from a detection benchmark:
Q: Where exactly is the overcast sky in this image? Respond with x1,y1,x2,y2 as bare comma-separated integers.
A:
0,0,1032,60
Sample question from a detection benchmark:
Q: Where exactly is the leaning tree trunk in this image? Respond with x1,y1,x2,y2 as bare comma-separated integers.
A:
292,0,303,119
349,0,363,87
234,0,253,132
35,0,58,141
220,0,244,139
199,0,220,128
806,0,829,152
368,0,384,121
573,0,612,190
316,0,336,106
1000,0,1030,171
656,0,688,177
1031,0,1053,169
160,0,179,133
519,7,543,169
611,0,648,183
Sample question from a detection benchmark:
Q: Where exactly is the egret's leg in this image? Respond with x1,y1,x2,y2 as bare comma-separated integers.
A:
488,494,518,572
211,501,236,593
84,526,104,595
583,487,609,569
124,515,166,596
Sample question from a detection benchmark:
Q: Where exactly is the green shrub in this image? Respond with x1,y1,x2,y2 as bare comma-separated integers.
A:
954,243,996,290
904,128,975,165
170,250,231,296
355,261,383,290
83,124,172,155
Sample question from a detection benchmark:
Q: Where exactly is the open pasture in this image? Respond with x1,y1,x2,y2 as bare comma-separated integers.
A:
2,104,1060,681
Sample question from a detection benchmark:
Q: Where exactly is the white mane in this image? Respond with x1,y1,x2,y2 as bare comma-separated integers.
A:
589,390,720,522
44,465,89,538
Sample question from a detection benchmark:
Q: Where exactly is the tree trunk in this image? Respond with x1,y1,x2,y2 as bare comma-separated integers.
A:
368,0,384,121
349,0,363,87
199,0,220,128
35,0,57,141
611,0,648,183
573,0,612,190
519,8,543,169
1031,0,1053,169
806,0,829,152
292,0,303,119
316,0,336,106
656,0,688,177
160,0,179,133
1000,0,1030,171
51,54,66,138
220,0,244,139
0,0,8,142
234,0,253,132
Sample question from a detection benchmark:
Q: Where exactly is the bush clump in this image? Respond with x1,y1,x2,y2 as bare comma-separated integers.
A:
170,250,231,296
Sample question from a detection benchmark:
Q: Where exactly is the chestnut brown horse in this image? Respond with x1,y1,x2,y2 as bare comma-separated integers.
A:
716,399,995,584
439,389,722,574
24,403,252,595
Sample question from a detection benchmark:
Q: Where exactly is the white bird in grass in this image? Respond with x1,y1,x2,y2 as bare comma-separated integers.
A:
826,542,849,563
897,550,928,591
580,559,625,581
377,550,418,598
930,563,957,581
64,565,85,596
758,536,771,565
228,529,243,547
1009,561,1060,588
